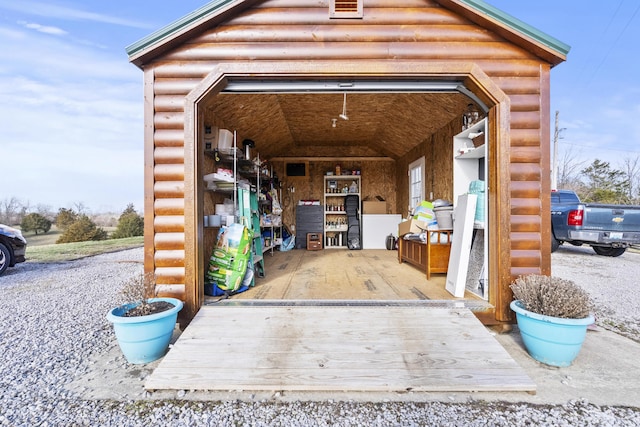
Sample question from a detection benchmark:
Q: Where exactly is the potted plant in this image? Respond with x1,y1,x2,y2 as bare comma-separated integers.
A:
509,274,594,367
107,272,183,364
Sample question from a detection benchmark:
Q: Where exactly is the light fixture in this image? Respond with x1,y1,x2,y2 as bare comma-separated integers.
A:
339,93,349,120
331,118,337,128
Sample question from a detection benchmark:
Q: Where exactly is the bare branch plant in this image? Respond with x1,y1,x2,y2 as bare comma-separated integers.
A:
120,272,158,316
510,274,592,319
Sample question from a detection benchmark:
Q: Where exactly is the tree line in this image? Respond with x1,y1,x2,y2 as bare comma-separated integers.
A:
556,150,640,204
0,199,144,243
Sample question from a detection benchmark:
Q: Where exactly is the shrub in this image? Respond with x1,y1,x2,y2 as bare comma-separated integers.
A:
55,208,78,231
111,204,144,239
56,215,108,243
21,213,52,234
510,274,592,319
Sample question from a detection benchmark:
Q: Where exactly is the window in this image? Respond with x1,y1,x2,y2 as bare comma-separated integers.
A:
408,157,425,212
330,0,363,18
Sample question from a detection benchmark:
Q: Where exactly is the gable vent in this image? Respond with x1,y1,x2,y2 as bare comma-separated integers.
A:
330,0,363,18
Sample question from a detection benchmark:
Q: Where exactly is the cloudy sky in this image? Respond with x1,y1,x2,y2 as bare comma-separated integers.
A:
1,1,639,213
0,1,202,213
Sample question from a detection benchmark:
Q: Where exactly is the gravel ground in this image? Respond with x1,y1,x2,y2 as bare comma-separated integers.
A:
1,246,639,426
551,245,640,343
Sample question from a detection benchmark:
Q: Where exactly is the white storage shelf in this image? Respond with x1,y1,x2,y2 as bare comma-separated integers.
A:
453,119,487,205
452,118,488,301
456,144,485,159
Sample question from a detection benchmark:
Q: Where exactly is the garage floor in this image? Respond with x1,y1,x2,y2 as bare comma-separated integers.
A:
206,248,486,302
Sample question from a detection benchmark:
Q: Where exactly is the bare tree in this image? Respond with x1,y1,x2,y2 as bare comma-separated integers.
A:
556,145,586,191
0,197,24,226
619,155,640,204
72,201,89,215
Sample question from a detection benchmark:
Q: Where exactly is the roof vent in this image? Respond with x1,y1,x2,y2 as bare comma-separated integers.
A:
330,0,363,19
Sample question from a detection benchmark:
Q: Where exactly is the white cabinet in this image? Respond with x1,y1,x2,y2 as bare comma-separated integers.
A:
324,175,361,249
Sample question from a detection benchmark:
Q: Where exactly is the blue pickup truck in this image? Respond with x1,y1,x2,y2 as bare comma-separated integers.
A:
551,190,640,256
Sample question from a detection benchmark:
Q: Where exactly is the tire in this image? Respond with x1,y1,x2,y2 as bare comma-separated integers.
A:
592,246,626,257
0,243,10,275
550,232,561,253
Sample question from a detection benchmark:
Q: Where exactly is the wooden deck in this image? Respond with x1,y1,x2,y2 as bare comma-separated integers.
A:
145,249,533,393
145,303,535,392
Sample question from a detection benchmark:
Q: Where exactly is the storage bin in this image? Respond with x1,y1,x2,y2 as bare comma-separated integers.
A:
217,129,233,150
469,180,485,224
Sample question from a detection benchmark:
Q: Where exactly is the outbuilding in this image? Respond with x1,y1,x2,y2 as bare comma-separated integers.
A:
127,0,568,326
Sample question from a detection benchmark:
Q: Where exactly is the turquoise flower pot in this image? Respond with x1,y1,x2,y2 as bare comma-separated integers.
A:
510,300,594,367
107,297,183,364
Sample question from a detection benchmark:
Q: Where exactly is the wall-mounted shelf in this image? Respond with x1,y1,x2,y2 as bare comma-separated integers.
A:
456,144,485,159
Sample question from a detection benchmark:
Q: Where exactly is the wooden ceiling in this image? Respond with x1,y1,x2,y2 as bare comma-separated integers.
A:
204,92,471,160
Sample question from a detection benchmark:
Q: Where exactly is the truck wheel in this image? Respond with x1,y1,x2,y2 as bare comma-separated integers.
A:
550,233,560,253
0,243,10,275
592,246,626,257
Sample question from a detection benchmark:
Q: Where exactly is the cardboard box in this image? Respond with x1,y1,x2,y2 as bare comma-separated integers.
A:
363,201,386,214
398,219,429,236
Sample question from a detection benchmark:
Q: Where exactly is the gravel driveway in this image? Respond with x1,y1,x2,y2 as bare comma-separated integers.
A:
0,246,638,426
551,245,640,343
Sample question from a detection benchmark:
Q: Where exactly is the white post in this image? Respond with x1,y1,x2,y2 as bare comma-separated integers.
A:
551,111,559,191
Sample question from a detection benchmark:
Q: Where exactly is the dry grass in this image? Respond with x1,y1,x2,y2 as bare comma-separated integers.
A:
25,236,143,262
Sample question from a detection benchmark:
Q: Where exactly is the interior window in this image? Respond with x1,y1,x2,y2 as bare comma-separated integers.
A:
408,157,425,212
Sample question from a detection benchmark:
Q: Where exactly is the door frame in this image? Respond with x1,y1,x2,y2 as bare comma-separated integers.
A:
180,60,511,321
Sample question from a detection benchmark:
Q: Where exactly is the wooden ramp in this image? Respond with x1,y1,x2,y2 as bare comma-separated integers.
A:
146,302,535,393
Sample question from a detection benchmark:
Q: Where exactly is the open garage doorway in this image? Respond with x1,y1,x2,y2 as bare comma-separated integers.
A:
184,67,508,324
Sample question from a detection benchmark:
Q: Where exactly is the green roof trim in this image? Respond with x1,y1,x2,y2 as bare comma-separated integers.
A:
126,0,238,58
126,0,570,62
461,0,570,55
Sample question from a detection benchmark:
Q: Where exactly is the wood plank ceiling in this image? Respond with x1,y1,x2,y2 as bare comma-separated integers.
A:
204,92,472,159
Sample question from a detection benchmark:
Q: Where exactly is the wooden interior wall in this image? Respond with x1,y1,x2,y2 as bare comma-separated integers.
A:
199,156,398,259
269,159,396,233
395,117,460,217
431,119,461,202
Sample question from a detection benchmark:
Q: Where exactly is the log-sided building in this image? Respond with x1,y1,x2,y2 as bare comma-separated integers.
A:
127,0,568,325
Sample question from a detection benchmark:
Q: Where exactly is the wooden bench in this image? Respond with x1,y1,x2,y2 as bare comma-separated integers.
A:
398,230,453,280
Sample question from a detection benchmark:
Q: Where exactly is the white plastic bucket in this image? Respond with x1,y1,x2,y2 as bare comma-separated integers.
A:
434,206,453,229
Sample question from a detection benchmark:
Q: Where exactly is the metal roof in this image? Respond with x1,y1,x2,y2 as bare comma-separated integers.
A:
461,0,570,55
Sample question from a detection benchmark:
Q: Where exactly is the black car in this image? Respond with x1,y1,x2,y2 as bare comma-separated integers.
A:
0,224,27,275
